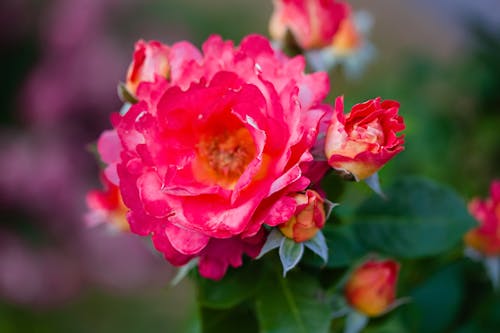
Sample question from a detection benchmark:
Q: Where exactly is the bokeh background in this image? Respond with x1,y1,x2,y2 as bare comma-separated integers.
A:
0,0,499,332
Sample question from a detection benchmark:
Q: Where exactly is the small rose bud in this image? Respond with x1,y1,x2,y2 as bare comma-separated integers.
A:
279,190,326,242
269,0,349,50
331,14,361,56
345,259,400,317
125,40,170,96
325,96,405,181
465,180,500,256
86,173,129,231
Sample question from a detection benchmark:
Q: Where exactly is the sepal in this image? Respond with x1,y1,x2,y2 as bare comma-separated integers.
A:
304,231,328,264
343,310,368,333
324,199,339,220
171,259,198,286
258,228,285,259
258,228,332,276
364,172,385,198
484,256,500,289
279,238,304,277
117,81,138,104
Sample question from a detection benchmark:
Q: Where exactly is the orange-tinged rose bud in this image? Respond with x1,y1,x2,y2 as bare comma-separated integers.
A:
465,180,500,256
345,259,400,317
269,0,349,50
125,40,170,95
279,190,326,242
331,14,361,55
325,96,405,181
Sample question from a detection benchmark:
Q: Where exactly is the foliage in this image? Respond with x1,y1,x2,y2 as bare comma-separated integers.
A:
191,177,479,332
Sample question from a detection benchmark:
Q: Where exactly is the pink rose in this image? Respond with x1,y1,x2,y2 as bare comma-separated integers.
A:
97,34,330,279
269,0,349,50
279,190,326,242
325,96,405,181
125,40,170,96
465,180,500,256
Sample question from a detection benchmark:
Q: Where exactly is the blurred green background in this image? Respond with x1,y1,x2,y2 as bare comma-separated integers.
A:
0,0,498,332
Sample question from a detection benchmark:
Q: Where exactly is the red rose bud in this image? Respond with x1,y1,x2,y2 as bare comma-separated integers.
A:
85,173,129,231
125,40,170,95
279,190,326,242
345,259,400,317
269,0,349,50
465,180,500,256
325,96,405,181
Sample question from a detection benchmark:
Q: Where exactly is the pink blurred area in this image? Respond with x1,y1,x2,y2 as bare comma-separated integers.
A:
0,0,184,308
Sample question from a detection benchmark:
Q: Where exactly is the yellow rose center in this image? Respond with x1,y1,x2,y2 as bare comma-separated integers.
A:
195,127,256,189
352,120,384,144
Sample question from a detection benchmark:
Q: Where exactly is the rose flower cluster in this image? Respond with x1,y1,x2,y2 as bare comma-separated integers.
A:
87,1,405,281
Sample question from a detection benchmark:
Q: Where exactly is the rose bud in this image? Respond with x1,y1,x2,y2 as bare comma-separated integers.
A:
345,259,400,317
125,40,170,96
325,96,405,181
465,180,500,256
279,190,326,242
85,173,129,231
269,0,349,50
330,13,362,56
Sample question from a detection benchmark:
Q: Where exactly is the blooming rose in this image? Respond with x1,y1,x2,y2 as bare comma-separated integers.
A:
269,0,349,50
324,96,405,181
85,173,129,231
97,34,330,279
279,190,326,242
125,40,170,96
345,259,400,317
465,180,500,256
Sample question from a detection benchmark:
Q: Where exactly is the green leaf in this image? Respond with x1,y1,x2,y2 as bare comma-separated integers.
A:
404,264,464,333
302,224,367,269
454,293,500,333
255,269,331,333
363,316,410,333
195,261,261,309
351,177,475,258
325,225,368,267
199,304,259,333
